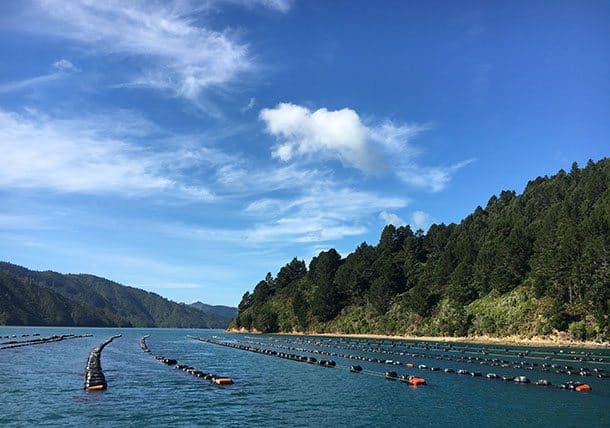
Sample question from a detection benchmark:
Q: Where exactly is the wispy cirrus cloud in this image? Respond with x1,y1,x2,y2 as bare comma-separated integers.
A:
28,0,254,101
0,104,406,245
0,59,78,94
162,216,363,246
245,186,407,221
244,217,367,244
260,102,472,191
241,97,256,113
155,182,408,246
251,0,294,13
220,0,294,13
0,108,214,200
215,162,327,195
398,159,475,193
0,213,49,230
229,186,408,244
0,105,343,207
52,59,79,72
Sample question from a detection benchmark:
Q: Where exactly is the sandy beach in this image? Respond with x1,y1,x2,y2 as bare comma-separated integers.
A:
226,328,609,349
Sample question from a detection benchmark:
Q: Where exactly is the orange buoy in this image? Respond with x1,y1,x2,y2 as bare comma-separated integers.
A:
575,384,591,392
86,384,106,391
213,377,234,385
405,363,414,368
409,377,426,386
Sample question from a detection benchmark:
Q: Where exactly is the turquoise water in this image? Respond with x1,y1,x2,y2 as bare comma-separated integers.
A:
1,327,609,427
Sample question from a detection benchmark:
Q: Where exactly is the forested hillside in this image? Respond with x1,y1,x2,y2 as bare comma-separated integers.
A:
233,159,610,341
0,271,116,326
0,263,235,328
188,301,237,326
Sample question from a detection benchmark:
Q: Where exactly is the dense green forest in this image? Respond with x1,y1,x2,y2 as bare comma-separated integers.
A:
0,263,235,328
233,159,610,341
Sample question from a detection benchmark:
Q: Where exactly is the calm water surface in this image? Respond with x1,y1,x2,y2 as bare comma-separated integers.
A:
1,327,609,427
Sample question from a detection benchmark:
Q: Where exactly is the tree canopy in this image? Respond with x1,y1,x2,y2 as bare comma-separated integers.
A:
232,158,610,341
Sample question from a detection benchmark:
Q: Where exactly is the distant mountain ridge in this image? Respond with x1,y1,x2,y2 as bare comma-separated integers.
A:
187,302,237,326
0,262,236,328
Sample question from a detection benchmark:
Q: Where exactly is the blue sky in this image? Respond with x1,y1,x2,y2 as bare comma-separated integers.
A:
0,1,608,306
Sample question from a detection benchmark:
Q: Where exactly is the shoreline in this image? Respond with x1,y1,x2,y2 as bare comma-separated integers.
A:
226,328,609,349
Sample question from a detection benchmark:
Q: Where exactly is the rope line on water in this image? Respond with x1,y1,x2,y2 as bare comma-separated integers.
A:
253,336,610,378
0,334,93,350
141,335,234,386
220,335,595,393
190,336,429,387
265,336,610,365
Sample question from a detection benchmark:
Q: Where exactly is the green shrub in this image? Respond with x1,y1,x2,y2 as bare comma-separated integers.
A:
568,320,587,340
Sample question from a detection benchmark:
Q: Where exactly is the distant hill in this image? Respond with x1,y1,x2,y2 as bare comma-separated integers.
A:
0,271,116,326
0,262,234,328
232,158,610,341
187,302,237,326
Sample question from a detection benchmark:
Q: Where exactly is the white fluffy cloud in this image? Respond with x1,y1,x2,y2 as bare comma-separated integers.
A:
260,102,472,191
379,211,405,226
31,0,252,100
260,103,385,172
411,210,430,230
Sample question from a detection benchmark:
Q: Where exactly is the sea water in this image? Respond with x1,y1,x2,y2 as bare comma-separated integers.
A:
1,327,609,427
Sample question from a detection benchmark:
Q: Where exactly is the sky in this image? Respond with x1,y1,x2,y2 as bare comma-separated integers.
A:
0,1,608,306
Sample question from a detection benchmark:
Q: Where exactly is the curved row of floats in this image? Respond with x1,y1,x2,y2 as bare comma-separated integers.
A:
84,335,122,391
140,335,233,386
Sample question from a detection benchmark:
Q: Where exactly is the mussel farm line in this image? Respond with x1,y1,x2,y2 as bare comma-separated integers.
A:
258,336,609,380
140,335,233,386
0,334,93,350
253,336,604,385
265,336,610,366
226,336,595,393
1,332,41,340
84,335,121,391
187,336,429,387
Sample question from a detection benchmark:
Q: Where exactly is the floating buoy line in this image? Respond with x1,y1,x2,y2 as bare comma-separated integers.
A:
1,333,41,339
223,336,595,393
263,336,610,366
0,333,93,350
188,336,429,387
140,335,233,386
84,335,121,391
372,340,609,364
262,335,610,363
255,336,609,380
